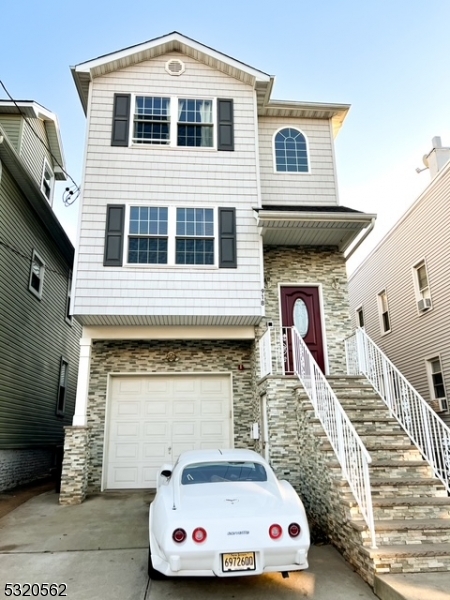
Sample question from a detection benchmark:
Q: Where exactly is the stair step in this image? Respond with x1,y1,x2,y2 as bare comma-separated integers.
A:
362,543,450,558
372,497,450,507
351,518,450,532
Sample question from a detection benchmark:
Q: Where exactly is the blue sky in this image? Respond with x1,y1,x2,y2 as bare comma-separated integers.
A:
2,0,450,271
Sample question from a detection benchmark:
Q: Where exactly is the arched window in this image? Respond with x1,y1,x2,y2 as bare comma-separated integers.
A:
274,128,309,172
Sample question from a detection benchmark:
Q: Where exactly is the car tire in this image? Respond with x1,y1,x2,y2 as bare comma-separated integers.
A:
148,545,166,580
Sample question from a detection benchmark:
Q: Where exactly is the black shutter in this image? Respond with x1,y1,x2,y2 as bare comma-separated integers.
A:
111,94,131,146
219,207,237,268
217,99,234,151
104,205,125,266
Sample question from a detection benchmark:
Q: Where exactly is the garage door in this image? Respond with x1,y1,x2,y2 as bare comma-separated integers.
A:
105,374,232,489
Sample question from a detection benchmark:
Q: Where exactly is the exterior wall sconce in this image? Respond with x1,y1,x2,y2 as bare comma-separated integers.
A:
238,363,245,371
165,351,179,363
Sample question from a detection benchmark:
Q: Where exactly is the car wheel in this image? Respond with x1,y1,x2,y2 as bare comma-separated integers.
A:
148,545,166,580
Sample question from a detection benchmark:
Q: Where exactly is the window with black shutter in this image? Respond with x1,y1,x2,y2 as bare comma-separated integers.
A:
219,207,237,268
104,205,125,266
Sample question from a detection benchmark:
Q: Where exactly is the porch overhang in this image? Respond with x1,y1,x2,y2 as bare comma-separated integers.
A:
255,206,376,258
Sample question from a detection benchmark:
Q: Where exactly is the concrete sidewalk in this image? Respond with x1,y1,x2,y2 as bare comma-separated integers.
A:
0,490,379,600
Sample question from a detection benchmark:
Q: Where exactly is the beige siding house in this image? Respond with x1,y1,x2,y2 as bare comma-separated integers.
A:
348,137,450,428
62,31,376,503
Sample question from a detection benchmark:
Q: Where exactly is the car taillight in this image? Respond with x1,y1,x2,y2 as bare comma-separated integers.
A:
172,528,187,543
269,524,283,540
192,527,207,543
288,523,301,537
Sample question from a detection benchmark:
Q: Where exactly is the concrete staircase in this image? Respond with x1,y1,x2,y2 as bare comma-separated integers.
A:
327,375,450,577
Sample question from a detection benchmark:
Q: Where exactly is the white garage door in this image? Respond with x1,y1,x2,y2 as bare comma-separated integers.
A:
106,374,232,489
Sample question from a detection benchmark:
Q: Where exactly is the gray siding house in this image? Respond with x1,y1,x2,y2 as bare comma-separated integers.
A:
0,100,81,491
61,31,375,501
348,137,450,429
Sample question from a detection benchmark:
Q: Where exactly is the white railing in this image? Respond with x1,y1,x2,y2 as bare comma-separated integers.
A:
283,327,376,547
259,328,272,378
346,328,450,493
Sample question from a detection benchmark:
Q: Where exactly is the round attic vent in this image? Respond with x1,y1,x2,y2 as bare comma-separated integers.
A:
165,59,185,76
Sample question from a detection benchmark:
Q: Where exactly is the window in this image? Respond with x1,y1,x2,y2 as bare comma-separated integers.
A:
181,461,267,485
177,99,213,147
128,207,168,264
427,357,448,412
413,260,432,312
41,159,54,203
176,208,214,265
133,97,170,144
56,358,69,416
356,306,365,328
29,251,45,299
274,128,309,172
126,206,216,266
113,95,234,150
377,290,391,333
66,271,73,323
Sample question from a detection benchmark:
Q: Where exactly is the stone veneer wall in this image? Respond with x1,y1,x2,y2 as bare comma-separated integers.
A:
86,339,254,492
0,448,54,492
260,246,352,375
294,387,375,585
59,426,91,505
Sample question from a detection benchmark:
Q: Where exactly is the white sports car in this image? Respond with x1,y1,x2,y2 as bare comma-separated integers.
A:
148,448,310,579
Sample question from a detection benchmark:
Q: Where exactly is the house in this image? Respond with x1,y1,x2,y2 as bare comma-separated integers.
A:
61,30,376,502
348,136,450,429
60,32,450,585
0,100,81,491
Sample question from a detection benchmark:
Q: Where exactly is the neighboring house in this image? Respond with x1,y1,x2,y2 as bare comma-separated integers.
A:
61,31,376,503
0,100,81,491
348,136,450,429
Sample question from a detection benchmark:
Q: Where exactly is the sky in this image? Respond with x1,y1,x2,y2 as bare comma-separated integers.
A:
2,0,450,273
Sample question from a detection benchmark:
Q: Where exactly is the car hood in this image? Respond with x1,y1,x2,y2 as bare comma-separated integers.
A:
176,481,283,516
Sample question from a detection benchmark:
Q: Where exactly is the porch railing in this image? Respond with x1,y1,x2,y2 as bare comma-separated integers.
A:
259,328,272,378
283,327,376,547
346,328,450,493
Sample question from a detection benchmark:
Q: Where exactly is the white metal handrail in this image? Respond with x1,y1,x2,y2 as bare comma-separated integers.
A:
346,328,450,493
283,327,376,547
259,328,272,378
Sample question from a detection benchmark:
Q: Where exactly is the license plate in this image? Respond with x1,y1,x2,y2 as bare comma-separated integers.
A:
222,552,256,572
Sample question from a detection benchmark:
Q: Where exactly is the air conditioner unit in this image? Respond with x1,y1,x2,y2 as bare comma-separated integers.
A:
437,398,449,413
417,298,432,311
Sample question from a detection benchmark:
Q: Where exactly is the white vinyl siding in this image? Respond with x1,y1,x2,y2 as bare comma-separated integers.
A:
74,53,262,323
20,117,53,188
348,162,450,427
258,117,337,206
0,116,22,151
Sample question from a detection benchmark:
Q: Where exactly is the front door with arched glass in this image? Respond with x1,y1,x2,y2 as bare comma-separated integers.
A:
280,286,325,373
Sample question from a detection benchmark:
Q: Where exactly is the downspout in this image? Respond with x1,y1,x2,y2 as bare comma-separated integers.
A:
344,218,376,260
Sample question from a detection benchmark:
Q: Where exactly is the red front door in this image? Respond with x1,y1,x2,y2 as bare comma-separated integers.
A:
281,286,325,373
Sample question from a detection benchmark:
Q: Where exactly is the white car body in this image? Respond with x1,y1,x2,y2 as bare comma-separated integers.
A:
148,448,310,578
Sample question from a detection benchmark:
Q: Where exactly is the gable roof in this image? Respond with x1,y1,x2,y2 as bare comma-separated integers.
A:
0,100,66,178
71,31,349,136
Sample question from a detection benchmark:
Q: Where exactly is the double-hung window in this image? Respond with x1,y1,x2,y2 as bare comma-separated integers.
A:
29,250,45,299
41,159,54,203
413,259,432,312
133,97,170,144
426,357,448,412
377,290,391,334
128,207,168,264
176,208,214,264
177,99,213,147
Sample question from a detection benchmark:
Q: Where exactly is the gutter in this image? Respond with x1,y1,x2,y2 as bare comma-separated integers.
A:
342,217,376,259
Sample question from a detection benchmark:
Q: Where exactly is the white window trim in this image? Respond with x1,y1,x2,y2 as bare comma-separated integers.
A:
124,204,219,269
355,305,365,329
425,354,448,413
41,158,55,204
377,289,391,335
272,126,311,174
65,270,73,325
129,94,217,150
412,258,432,314
28,250,45,300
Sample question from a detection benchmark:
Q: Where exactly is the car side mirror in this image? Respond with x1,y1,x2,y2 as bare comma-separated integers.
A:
160,469,172,478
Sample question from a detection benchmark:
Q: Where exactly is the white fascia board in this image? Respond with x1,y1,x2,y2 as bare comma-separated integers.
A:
256,210,377,224
266,100,351,114
82,325,256,341
74,32,272,83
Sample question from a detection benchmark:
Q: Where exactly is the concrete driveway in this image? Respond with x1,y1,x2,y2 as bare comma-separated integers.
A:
0,490,378,600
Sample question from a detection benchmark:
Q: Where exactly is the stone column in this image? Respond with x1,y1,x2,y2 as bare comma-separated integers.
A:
59,426,90,505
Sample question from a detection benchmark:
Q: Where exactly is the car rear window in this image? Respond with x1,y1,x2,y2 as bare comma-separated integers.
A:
181,461,267,485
